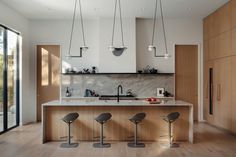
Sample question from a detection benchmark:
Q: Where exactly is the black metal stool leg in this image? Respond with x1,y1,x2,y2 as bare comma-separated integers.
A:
127,123,145,148
93,123,111,148
60,122,78,148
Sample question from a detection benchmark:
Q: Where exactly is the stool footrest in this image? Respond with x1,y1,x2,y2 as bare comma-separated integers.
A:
60,136,73,139
93,136,106,139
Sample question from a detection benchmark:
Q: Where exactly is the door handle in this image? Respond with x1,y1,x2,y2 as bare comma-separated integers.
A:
206,84,208,99
217,84,221,101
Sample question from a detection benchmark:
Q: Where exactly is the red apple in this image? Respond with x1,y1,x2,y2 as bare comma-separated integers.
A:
151,97,157,102
146,98,151,102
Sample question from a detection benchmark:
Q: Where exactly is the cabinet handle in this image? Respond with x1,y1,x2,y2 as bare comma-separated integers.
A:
206,84,209,99
217,84,221,101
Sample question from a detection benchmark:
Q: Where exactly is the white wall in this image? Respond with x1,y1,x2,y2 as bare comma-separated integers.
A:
136,18,203,73
29,19,99,70
0,2,34,125
99,18,136,73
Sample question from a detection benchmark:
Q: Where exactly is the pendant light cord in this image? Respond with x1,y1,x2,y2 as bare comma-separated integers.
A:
68,0,78,56
160,0,168,54
79,0,86,46
111,0,125,47
111,0,117,46
151,0,158,46
118,0,125,46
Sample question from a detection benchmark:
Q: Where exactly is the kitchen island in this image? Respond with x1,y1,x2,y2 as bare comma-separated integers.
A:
42,100,193,144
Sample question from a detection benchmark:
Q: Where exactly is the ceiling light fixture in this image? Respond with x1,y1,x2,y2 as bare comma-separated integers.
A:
148,0,170,59
108,0,127,56
66,0,88,59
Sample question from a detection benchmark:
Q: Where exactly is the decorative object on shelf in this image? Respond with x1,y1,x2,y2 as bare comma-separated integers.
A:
108,0,127,56
84,89,99,97
148,0,170,59
157,88,165,97
91,66,97,74
149,68,158,74
66,87,72,97
143,65,151,73
126,89,134,97
137,70,143,74
83,68,90,74
66,0,88,59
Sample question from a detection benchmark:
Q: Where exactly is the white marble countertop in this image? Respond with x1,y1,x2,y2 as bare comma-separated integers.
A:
43,100,192,107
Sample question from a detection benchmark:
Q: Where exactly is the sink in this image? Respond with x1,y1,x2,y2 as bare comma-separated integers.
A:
99,95,137,100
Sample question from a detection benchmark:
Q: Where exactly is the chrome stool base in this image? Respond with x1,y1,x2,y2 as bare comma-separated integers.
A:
93,143,111,148
170,143,179,148
127,142,145,148
60,143,79,148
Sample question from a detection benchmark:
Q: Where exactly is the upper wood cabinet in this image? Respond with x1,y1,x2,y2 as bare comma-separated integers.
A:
208,37,217,60
203,18,210,41
216,31,232,58
208,13,218,38
232,0,236,29
217,2,232,34
203,40,209,61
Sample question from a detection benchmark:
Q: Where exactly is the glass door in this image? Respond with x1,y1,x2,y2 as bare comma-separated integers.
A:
0,25,19,134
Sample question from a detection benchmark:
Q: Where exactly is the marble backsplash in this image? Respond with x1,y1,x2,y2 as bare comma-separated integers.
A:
61,74,174,98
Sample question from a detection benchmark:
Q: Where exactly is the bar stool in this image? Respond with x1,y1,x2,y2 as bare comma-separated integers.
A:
93,113,112,148
60,112,79,148
127,112,146,148
162,112,180,148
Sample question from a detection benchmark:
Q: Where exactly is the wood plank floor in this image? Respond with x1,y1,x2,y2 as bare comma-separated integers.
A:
0,122,236,157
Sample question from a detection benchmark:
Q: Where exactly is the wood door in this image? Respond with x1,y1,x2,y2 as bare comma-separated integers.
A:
175,45,198,120
37,45,60,121
214,58,231,130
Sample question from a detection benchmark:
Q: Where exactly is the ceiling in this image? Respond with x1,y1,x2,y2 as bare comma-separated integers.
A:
0,0,229,19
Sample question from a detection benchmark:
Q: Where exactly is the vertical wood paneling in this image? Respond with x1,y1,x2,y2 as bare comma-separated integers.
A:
175,45,198,120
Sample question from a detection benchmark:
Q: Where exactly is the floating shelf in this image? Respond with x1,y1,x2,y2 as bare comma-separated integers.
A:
62,73,174,75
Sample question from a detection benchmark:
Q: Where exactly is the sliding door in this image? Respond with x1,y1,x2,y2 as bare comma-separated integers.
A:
0,25,19,134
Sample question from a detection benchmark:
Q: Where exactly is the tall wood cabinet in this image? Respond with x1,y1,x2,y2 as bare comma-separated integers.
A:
203,0,235,133
231,56,236,132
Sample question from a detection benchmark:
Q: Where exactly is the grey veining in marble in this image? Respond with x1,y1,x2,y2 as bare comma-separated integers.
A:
61,74,174,98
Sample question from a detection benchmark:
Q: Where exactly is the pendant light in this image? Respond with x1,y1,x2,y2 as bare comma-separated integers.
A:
66,0,88,59
108,0,127,56
148,0,170,59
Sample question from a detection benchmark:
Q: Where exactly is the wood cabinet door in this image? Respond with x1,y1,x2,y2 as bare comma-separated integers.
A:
214,58,231,130
203,61,214,124
231,56,236,133
232,0,236,29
